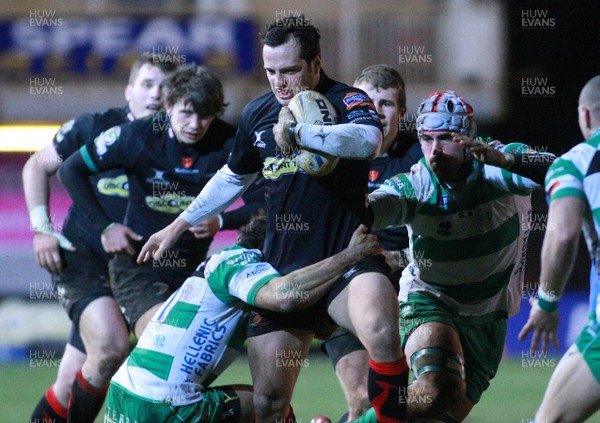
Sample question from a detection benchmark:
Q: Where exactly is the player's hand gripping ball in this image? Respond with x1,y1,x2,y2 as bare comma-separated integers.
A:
287,90,340,177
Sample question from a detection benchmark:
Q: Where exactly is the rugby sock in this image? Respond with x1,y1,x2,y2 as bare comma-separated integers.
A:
30,385,67,423
367,358,409,423
68,369,107,423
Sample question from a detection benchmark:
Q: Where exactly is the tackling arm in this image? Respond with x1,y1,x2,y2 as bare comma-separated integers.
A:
460,137,555,185
254,225,381,313
518,196,584,352
367,188,407,231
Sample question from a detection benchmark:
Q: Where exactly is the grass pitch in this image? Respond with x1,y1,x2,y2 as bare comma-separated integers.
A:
3,352,600,423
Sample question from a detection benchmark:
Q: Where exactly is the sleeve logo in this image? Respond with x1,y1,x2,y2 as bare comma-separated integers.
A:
55,119,75,143
343,92,375,111
94,126,121,157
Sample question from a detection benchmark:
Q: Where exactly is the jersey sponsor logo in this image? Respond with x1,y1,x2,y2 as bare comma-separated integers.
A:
343,92,375,111
245,263,269,279
348,109,377,123
224,251,262,268
182,157,193,168
145,193,196,214
253,130,267,148
262,156,300,181
94,126,121,157
436,220,453,236
153,334,166,348
179,318,227,378
174,167,200,174
55,119,75,143
97,174,129,198
369,170,380,182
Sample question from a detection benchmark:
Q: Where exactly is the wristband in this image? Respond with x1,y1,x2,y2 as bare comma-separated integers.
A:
537,287,560,312
288,122,300,145
30,205,54,234
217,214,224,230
101,222,116,235
287,123,299,145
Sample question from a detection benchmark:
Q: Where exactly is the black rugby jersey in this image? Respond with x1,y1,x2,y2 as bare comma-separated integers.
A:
368,131,423,251
77,112,237,263
53,106,133,260
228,71,382,274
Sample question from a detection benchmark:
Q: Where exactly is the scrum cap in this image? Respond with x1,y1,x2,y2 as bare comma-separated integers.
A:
416,91,476,138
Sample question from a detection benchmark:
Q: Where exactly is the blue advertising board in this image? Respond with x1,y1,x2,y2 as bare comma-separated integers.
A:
0,15,255,75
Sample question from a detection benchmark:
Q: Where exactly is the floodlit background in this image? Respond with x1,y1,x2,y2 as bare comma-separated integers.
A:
1,0,599,422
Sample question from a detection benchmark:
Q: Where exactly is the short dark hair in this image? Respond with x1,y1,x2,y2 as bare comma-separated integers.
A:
354,64,407,110
259,15,321,63
161,65,227,116
128,53,178,85
237,209,267,250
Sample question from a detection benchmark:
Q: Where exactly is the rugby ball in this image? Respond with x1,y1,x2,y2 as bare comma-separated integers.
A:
287,90,340,177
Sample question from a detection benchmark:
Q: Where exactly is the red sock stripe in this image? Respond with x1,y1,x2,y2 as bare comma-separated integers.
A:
372,381,400,423
369,358,408,376
46,385,68,418
75,369,108,396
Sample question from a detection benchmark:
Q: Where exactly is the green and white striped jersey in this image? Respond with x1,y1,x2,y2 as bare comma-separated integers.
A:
370,143,541,319
546,129,600,323
110,245,279,406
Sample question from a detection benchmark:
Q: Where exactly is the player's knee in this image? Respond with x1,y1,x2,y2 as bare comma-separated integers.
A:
252,387,288,415
93,330,129,359
409,347,466,415
95,349,127,382
416,370,465,414
89,336,128,382
359,315,398,359
97,354,125,383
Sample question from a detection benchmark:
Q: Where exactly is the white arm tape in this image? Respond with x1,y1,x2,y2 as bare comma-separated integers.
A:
30,204,54,233
180,165,258,226
297,123,382,159
30,204,75,249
